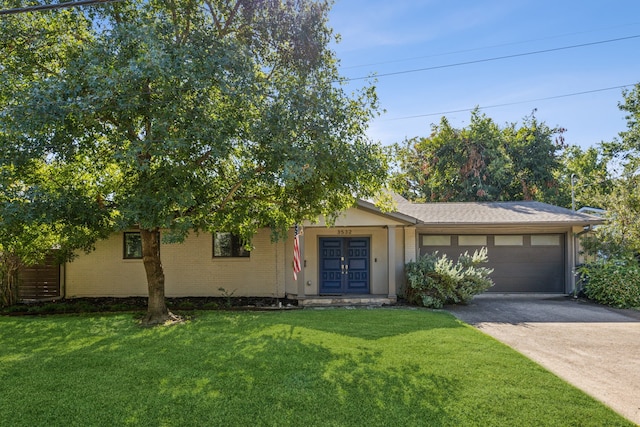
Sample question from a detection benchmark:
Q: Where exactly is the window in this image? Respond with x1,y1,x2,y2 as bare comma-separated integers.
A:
213,232,250,258
531,235,561,246
494,235,523,246
123,232,142,259
459,235,487,246
422,235,451,246
123,231,160,259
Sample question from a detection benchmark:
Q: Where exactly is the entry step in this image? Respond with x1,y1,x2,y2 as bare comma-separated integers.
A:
301,296,393,307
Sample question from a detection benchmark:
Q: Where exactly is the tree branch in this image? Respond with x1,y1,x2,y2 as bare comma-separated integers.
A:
218,165,266,210
219,180,243,210
204,0,222,33
204,0,241,37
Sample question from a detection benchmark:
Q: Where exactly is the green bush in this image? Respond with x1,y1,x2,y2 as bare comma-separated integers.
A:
578,260,640,308
405,248,494,308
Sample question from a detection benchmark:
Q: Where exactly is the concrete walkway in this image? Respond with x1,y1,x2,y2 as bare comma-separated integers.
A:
446,294,640,425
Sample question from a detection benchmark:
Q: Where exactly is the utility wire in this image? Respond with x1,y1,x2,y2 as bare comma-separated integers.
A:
340,22,640,71
0,0,121,15
384,84,635,121
342,34,640,82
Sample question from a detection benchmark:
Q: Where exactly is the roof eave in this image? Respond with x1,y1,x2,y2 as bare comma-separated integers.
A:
415,219,605,227
356,199,418,225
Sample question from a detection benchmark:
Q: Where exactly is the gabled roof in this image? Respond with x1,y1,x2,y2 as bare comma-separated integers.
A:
355,199,418,225
393,198,603,226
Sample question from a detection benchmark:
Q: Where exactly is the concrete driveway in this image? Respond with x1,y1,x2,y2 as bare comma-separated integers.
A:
446,294,640,425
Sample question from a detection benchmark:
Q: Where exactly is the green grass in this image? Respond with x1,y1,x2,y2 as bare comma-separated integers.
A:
0,309,632,427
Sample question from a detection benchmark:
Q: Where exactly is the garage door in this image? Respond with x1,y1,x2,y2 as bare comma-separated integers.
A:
419,234,565,293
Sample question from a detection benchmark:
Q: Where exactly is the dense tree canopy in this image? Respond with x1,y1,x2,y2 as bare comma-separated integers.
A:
581,83,640,261
390,110,566,203
554,144,613,210
615,83,640,174
0,0,388,323
0,4,113,305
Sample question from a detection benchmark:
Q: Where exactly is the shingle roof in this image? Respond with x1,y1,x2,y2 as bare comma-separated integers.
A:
394,200,603,226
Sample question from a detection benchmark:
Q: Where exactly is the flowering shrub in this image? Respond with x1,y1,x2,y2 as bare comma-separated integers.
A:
404,248,494,309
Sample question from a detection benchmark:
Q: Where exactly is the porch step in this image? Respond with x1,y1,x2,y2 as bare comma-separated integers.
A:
300,296,393,307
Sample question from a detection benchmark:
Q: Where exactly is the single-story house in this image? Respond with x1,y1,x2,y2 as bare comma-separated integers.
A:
21,195,603,305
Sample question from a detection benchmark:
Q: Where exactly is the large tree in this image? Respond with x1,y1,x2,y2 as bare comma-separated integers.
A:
391,109,565,202
581,83,640,260
1,0,388,324
613,83,640,174
552,144,613,210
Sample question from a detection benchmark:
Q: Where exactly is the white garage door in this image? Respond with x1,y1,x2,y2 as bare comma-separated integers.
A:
419,234,565,293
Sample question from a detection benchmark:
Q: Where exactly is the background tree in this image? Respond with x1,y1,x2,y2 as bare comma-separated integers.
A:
615,83,640,174
1,0,388,324
551,144,613,210
391,109,565,203
501,112,566,201
0,159,113,306
581,83,640,260
577,84,640,308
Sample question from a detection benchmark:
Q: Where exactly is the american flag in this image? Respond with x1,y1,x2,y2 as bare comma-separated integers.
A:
293,224,301,280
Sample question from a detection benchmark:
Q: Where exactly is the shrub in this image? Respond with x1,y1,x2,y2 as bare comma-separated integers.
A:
404,248,494,308
202,301,220,310
176,300,195,310
578,260,640,308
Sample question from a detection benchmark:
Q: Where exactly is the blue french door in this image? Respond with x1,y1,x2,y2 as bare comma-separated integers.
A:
319,237,370,294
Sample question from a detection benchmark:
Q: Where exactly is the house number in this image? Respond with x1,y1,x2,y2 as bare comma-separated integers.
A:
337,229,352,235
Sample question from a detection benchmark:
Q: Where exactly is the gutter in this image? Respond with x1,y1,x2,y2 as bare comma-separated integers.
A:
414,220,604,227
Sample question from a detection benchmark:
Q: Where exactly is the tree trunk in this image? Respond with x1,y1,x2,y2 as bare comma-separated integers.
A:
140,228,171,325
520,178,532,200
0,255,20,308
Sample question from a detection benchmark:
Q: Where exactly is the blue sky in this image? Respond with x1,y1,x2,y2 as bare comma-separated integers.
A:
328,0,640,149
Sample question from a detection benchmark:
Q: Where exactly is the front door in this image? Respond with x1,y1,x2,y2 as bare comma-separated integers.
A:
319,237,370,294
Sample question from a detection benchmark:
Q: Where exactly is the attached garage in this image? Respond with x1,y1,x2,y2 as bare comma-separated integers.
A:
396,198,604,295
419,233,565,293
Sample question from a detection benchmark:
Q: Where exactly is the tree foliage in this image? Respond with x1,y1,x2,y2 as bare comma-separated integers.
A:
391,109,566,203
553,144,613,210
0,0,388,323
580,84,640,262
577,84,640,308
0,5,110,306
0,158,114,306
615,83,640,174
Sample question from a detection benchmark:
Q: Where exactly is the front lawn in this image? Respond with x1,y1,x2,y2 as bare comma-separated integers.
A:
0,309,631,426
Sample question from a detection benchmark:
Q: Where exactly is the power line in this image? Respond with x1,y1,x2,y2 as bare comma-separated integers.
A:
384,84,635,121
342,34,640,82
0,0,121,16
340,22,640,71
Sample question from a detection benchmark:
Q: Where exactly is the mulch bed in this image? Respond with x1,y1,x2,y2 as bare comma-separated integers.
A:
1,296,299,316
